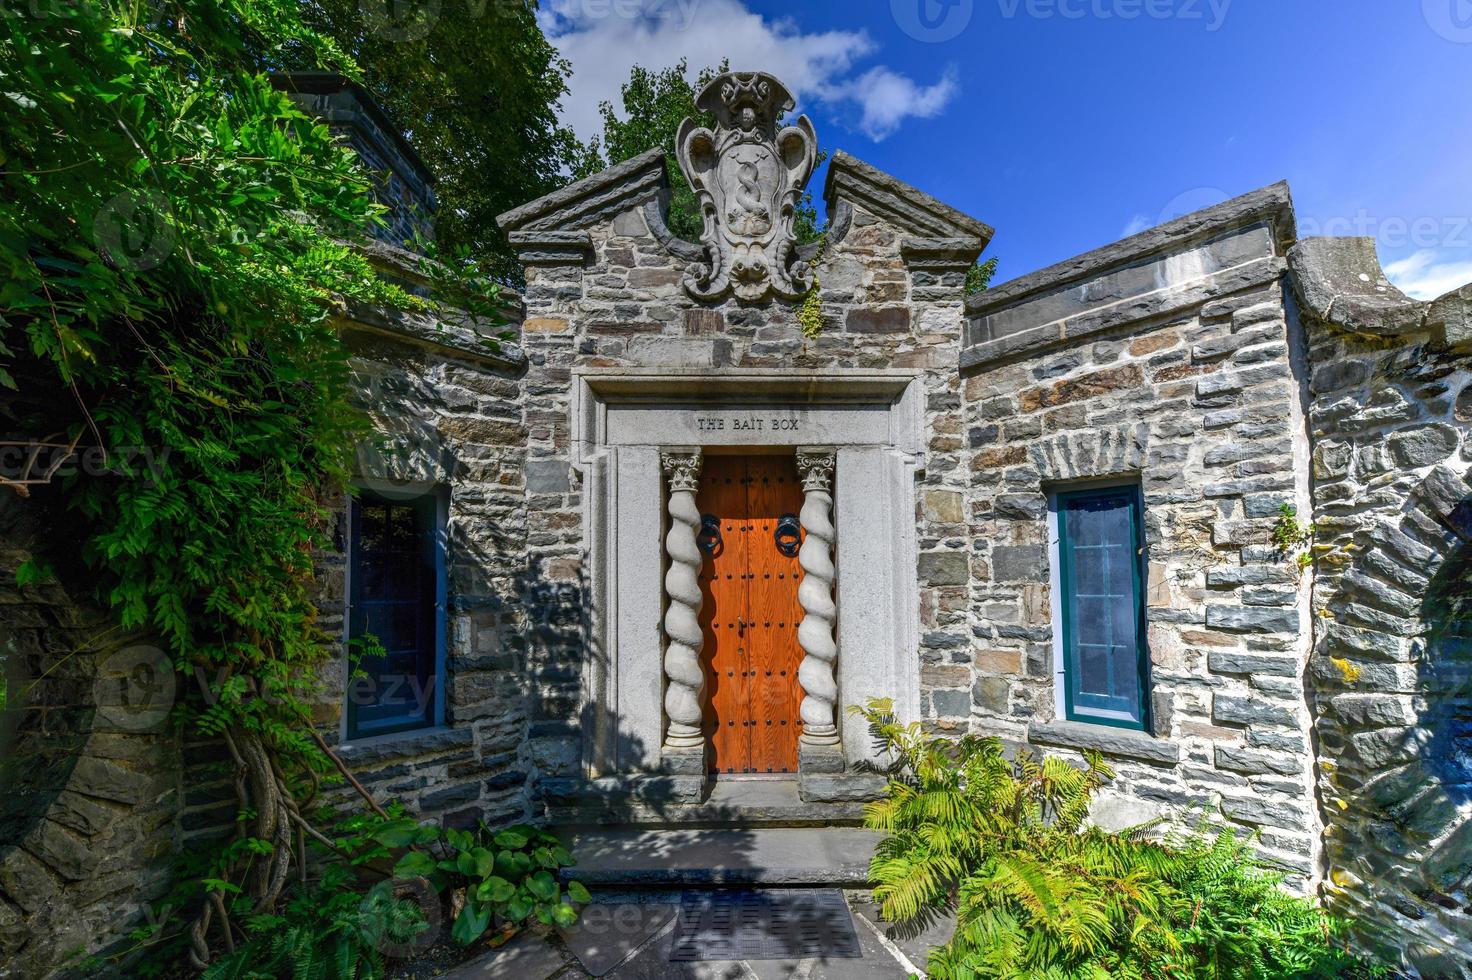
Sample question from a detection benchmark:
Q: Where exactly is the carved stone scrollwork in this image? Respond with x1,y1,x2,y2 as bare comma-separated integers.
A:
676,71,818,304
660,451,706,750
795,449,840,746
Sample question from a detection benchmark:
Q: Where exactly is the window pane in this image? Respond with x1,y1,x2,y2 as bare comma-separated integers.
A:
1060,488,1147,728
348,493,439,737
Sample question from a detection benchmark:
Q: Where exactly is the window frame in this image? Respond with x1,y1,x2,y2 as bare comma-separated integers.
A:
1050,482,1152,732
342,486,448,742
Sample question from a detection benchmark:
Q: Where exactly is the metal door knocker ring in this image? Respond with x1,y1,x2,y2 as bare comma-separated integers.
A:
775,514,801,557
698,514,722,554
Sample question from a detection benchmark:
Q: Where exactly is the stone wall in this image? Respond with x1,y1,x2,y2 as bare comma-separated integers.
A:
959,185,1324,881
169,255,534,843
0,252,530,977
0,473,180,978
1290,237,1472,977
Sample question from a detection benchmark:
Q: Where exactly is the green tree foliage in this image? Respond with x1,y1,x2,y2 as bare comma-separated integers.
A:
854,700,1378,979
577,60,825,246
294,0,583,282
0,0,494,966
966,256,998,295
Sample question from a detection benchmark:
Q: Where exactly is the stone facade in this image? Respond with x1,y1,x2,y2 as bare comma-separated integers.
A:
959,184,1323,879
495,76,991,800
5,67,1472,978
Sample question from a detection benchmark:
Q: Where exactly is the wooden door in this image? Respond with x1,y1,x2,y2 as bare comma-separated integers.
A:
696,455,805,774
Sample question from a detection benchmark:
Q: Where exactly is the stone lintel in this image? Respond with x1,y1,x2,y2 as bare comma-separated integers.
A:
508,230,595,267
497,147,667,233
824,150,995,246
1027,720,1180,766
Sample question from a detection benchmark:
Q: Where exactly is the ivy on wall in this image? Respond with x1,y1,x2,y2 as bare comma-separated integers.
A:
0,0,495,967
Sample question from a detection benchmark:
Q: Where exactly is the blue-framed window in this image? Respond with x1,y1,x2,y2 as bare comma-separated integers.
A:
346,490,446,739
1055,485,1151,730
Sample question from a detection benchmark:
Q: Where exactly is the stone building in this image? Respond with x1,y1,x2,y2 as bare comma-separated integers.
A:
1,69,1469,977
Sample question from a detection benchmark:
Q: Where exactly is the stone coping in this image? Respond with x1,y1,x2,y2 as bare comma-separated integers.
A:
967,181,1295,319
341,298,526,370
496,147,667,233
1027,719,1180,766
1289,235,1472,347
824,150,995,246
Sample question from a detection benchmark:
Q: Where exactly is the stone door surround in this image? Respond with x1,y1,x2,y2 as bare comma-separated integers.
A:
571,368,924,784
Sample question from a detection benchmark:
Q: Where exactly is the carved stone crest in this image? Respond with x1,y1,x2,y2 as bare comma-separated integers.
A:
676,71,818,304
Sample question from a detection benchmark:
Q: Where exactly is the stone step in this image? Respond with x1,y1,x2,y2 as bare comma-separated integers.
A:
543,776,874,829
563,828,885,888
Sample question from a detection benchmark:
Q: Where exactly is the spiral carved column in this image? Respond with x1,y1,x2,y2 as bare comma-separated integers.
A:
796,449,841,747
660,451,706,752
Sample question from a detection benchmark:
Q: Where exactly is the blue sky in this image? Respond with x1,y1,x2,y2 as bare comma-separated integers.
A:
540,0,1472,298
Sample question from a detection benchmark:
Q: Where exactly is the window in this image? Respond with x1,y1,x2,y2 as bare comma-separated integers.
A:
1053,485,1150,730
346,490,445,739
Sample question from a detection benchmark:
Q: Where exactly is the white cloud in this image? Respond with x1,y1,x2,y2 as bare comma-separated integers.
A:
1383,249,1472,301
1121,214,1151,238
538,0,958,144
825,65,958,141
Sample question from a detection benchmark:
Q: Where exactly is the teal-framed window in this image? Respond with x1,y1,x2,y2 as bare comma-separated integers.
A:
1054,484,1151,731
345,489,447,740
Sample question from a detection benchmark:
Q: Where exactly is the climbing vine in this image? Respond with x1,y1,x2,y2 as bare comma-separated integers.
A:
0,1,499,968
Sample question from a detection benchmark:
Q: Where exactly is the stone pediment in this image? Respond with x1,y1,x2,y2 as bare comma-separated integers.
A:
823,150,994,248
497,70,993,286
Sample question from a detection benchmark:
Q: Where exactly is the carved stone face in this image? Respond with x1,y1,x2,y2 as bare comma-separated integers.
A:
739,106,757,131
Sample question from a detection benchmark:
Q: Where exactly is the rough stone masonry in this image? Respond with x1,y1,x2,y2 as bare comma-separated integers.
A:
2,68,1470,978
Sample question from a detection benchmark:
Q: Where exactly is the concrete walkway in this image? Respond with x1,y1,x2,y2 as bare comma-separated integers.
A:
438,889,948,979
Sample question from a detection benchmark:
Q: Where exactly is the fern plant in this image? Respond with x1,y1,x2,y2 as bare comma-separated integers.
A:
853,699,1379,979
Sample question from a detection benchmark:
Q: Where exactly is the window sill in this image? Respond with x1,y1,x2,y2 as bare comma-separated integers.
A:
1027,720,1179,767
335,725,471,767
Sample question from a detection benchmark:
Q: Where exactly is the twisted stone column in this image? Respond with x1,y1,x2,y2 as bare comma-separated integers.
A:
661,451,706,751
796,449,840,747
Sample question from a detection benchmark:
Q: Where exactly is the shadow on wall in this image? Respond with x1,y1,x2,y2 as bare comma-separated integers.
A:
1317,481,1472,978
0,494,180,978
517,552,760,838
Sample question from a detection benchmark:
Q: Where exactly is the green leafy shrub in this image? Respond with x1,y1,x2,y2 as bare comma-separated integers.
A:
374,817,590,946
201,866,426,980
854,699,1379,979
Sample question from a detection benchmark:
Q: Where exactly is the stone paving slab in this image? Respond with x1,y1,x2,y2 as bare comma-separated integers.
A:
435,887,946,980
846,891,953,976
557,902,678,977
437,929,571,980
565,828,885,887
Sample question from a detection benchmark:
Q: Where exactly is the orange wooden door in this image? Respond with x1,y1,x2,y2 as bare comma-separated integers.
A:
695,455,805,775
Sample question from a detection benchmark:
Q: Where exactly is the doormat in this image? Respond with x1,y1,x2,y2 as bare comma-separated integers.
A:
669,889,862,962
